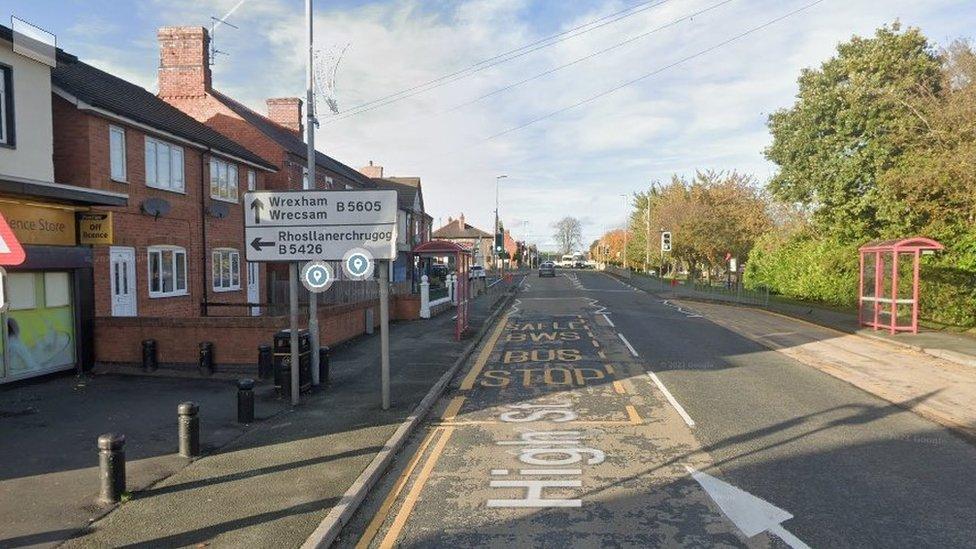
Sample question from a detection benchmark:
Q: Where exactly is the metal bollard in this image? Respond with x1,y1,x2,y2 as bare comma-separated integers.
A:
142,339,157,372
199,342,214,375
178,402,200,458
257,344,273,380
237,378,255,423
319,346,330,386
97,433,126,504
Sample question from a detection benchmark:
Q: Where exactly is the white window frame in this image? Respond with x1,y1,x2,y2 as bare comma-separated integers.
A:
212,248,241,292
0,65,11,146
247,169,256,192
147,245,188,298
145,137,185,193
109,125,127,182
210,157,239,202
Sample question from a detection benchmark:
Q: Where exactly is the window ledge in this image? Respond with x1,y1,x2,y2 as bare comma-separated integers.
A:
212,286,241,293
111,177,128,184
148,290,189,299
146,185,186,195
210,196,240,204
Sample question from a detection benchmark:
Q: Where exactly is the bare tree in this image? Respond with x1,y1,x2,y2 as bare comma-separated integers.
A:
552,217,583,255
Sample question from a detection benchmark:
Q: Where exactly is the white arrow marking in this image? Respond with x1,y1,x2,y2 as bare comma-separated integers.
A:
684,465,810,549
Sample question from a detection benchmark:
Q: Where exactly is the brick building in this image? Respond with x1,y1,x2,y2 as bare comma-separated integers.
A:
47,47,287,369
154,26,374,194
432,215,493,265
0,23,128,383
359,162,433,292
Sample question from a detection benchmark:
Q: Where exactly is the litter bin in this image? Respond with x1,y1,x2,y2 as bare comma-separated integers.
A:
273,329,311,397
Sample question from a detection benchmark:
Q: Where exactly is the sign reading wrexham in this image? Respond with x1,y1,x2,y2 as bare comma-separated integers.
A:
243,190,398,262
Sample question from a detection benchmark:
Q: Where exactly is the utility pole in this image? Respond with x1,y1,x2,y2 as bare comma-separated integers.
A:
305,0,320,386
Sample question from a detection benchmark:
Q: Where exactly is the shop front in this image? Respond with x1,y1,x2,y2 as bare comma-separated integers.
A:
0,176,126,383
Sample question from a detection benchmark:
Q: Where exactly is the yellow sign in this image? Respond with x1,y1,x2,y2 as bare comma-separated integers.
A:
0,202,76,246
77,212,113,245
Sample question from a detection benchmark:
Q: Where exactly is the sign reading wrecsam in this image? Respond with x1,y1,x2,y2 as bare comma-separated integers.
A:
243,190,398,262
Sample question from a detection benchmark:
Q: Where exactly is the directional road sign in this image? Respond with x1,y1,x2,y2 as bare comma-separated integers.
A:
243,190,398,262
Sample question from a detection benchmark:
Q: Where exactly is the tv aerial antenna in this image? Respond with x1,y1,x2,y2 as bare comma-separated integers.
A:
313,43,350,116
209,16,239,65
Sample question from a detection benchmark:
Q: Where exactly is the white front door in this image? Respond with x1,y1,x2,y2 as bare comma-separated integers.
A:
110,246,137,317
247,262,260,316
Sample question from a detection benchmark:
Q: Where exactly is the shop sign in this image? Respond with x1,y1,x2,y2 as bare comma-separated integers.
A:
77,212,113,245
0,202,76,246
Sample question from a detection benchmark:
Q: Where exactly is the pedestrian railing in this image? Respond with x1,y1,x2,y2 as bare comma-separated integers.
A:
628,274,770,307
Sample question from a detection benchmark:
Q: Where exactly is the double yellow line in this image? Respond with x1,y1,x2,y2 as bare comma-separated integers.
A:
356,314,510,548
356,426,456,549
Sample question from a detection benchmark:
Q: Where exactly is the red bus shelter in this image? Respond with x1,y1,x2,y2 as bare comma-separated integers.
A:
413,240,472,340
858,237,943,334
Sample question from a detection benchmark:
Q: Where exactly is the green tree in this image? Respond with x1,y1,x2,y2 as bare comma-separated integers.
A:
765,23,943,241
628,171,771,279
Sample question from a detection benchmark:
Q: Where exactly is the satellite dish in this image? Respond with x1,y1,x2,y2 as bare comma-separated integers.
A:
208,202,229,219
141,198,171,218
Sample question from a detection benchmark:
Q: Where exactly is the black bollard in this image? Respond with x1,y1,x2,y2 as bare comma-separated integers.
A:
237,378,255,423
97,433,126,504
142,339,157,372
257,344,273,380
319,346,330,386
178,402,200,458
199,342,214,376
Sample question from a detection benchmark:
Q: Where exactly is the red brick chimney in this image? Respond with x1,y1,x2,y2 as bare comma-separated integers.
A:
266,98,304,135
359,161,384,179
157,27,211,98
458,213,466,230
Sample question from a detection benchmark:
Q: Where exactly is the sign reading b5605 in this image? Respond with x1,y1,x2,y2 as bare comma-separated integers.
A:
336,200,383,213
243,189,398,262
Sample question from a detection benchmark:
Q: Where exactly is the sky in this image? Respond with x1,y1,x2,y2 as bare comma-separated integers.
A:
4,0,974,250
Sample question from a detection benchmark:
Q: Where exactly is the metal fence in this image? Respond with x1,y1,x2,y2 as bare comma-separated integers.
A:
632,274,770,307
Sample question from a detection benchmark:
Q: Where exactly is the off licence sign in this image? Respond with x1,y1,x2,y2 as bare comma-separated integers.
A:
243,190,398,262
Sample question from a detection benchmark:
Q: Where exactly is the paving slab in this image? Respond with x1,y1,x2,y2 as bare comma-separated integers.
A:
58,290,509,548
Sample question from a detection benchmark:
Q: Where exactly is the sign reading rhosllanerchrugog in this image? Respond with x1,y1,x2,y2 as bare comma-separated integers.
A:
243,190,398,262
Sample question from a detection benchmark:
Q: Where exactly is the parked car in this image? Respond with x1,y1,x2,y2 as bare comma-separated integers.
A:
469,265,486,279
539,261,556,277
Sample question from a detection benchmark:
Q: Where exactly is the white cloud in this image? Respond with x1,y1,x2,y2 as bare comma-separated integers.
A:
14,0,970,250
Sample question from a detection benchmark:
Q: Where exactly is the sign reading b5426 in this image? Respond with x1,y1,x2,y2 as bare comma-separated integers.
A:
243,189,398,262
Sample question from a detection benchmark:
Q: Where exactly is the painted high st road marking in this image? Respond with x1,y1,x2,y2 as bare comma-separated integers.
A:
344,304,778,548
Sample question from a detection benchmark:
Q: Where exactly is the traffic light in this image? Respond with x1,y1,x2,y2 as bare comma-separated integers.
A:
661,231,672,252
495,232,504,252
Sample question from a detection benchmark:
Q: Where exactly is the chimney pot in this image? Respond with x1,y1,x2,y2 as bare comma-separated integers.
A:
266,98,304,135
157,26,212,98
358,163,384,178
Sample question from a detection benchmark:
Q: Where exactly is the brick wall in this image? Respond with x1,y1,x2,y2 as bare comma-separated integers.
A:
95,300,380,369
51,97,274,354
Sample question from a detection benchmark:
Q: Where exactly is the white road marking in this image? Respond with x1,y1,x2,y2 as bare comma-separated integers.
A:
617,333,638,357
684,465,809,549
647,372,695,427
601,314,614,327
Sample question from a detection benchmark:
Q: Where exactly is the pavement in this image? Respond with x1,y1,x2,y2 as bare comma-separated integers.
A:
0,374,265,549
626,273,976,368
338,270,976,548
0,285,510,549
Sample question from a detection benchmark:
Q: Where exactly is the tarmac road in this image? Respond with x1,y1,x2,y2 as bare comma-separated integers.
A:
337,270,976,548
